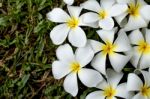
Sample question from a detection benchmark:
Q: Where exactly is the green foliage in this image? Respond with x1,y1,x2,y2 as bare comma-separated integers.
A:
0,0,66,98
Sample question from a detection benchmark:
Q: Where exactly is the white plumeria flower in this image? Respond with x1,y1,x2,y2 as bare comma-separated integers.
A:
127,72,150,99
89,29,131,75
47,6,98,47
115,0,150,31
81,0,128,30
129,29,150,70
86,69,133,99
52,44,103,96
63,0,74,5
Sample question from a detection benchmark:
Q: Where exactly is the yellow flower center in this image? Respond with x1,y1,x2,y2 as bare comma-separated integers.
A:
128,3,141,17
98,10,107,19
141,84,150,97
70,62,81,73
138,41,150,54
103,86,117,99
102,41,116,55
67,17,79,29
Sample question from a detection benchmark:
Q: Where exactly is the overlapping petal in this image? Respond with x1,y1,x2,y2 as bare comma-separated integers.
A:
113,30,131,52
140,5,150,20
124,16,147,31
50,24,69,45
110,4,128,16
47,8,70,23
82,12,99,23
91,52,107,75
127,73,143,91
129,29,144,45
99,17,114,30
116,83,131,98
63,0,74,5
100,0,115,10
97,29,115,43
68,27,87,47
67,6,82,18
75,44,94,67
106,69,123,88
130,47,142,68
78,68,103,87
64,73,78,96
88,40,104,53
86,91,105,99
80,0,101,12
56,44,74,62
52,61,71,79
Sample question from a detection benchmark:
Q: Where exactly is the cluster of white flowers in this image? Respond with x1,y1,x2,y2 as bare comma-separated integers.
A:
47,0,150,98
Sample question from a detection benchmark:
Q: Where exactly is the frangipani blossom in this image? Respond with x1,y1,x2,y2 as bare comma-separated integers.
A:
81,0,128,30
127,72,150,99
63,0,74,5
52,44,103,96
47,6,97,47
90,29,131,75
115,0,150,31
86,69,133,99
129,29,150,70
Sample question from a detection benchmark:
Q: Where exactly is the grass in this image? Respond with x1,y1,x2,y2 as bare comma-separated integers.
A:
0,0,150,99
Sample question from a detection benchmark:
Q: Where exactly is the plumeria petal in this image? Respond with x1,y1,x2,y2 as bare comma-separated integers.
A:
75,44,94,67
115,13,128,27
145,29,150,44
106,69,123,88
91,52,107,75
97,29,115,44
79,15,99,28
63,0,74,5
116,83,131,98
141,71,150,86
140,53,150,69
68,27,87,47
111,97,117,99
109,53,130,72
64,73,78,96
47,8,70,23
132,93,144,99
86,91,105,99
88,40,104,53
100,0,115,10
56,44,74,62
113,30,131,52
137,0,147,5
124,16,147,31
110,4,128,17
52,61,71,79
129,29,144,45
127,73,143,91
99,17,114,30
78,68,103,87
141,5,150,20
67,6,82,18
96,79,108,90
130,47,142,68
116,0,130,4
80,0,101,12
82,12,99,23
50,24,69,45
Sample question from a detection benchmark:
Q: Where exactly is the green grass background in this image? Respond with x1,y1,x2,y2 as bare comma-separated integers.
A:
0,0,150,99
